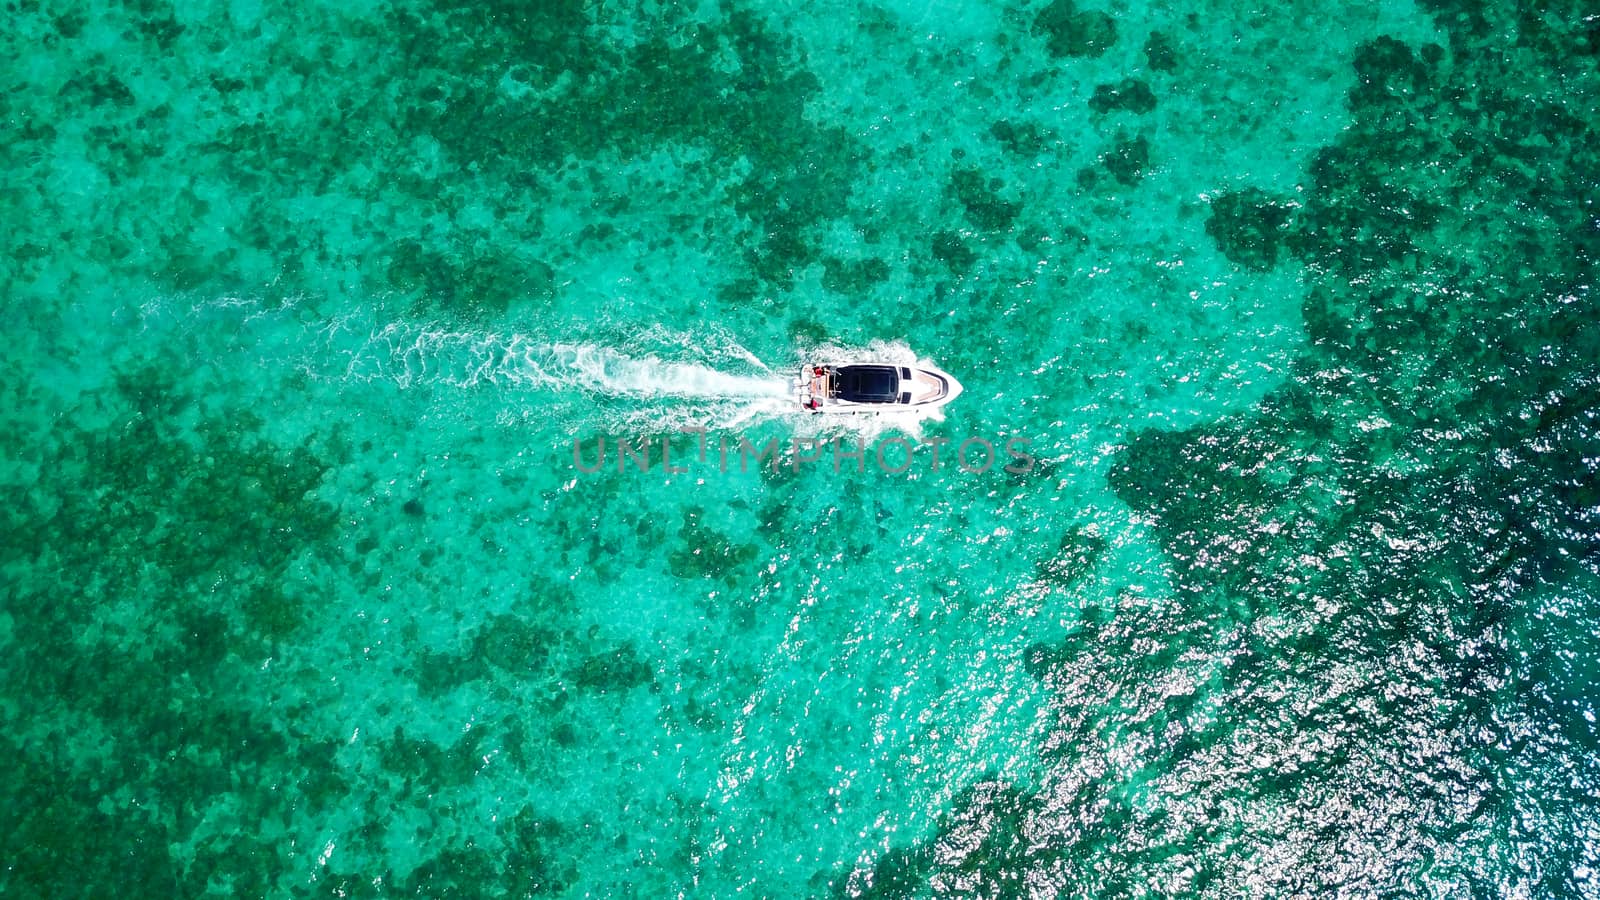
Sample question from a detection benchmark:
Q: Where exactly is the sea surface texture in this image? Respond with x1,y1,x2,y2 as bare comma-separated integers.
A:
3,0,1598,896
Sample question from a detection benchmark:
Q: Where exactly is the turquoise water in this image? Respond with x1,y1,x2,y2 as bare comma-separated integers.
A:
3,0,1598,895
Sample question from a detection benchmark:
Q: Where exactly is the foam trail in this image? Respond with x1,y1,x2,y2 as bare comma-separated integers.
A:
342,325,791,401
545,342,790,399
156,297,951,435
318,322,953,436
322,324,807,434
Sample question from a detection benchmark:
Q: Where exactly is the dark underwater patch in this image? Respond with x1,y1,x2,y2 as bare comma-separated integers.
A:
931,229,979,272
1035,525,1107,588
568,642,656,693
20,2,859,310
0,362,347,895
822,256,892,294
1101,134,1150,186
1204,188,1298,271
948,167,1023,233
989,118,1057,156
668,506,761,583
1088,78,1157,115
1144,31,1178,72
1034,0,1118,59
831,4,1600,895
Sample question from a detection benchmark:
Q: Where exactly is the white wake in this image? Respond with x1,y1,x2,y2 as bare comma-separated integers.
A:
330,324,956,436
342,325,791,401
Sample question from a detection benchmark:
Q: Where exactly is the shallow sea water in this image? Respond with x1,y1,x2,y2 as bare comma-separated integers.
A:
2,0,1598,897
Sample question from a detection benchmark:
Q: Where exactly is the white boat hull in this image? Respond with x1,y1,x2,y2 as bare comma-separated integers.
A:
796,363,963,414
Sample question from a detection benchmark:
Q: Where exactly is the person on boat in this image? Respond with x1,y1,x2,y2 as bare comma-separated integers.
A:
805,366,828,411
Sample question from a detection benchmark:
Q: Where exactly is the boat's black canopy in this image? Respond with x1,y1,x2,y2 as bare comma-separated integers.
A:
834,365,900,403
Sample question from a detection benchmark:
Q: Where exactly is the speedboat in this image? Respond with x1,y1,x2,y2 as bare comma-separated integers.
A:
796,362,963,414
